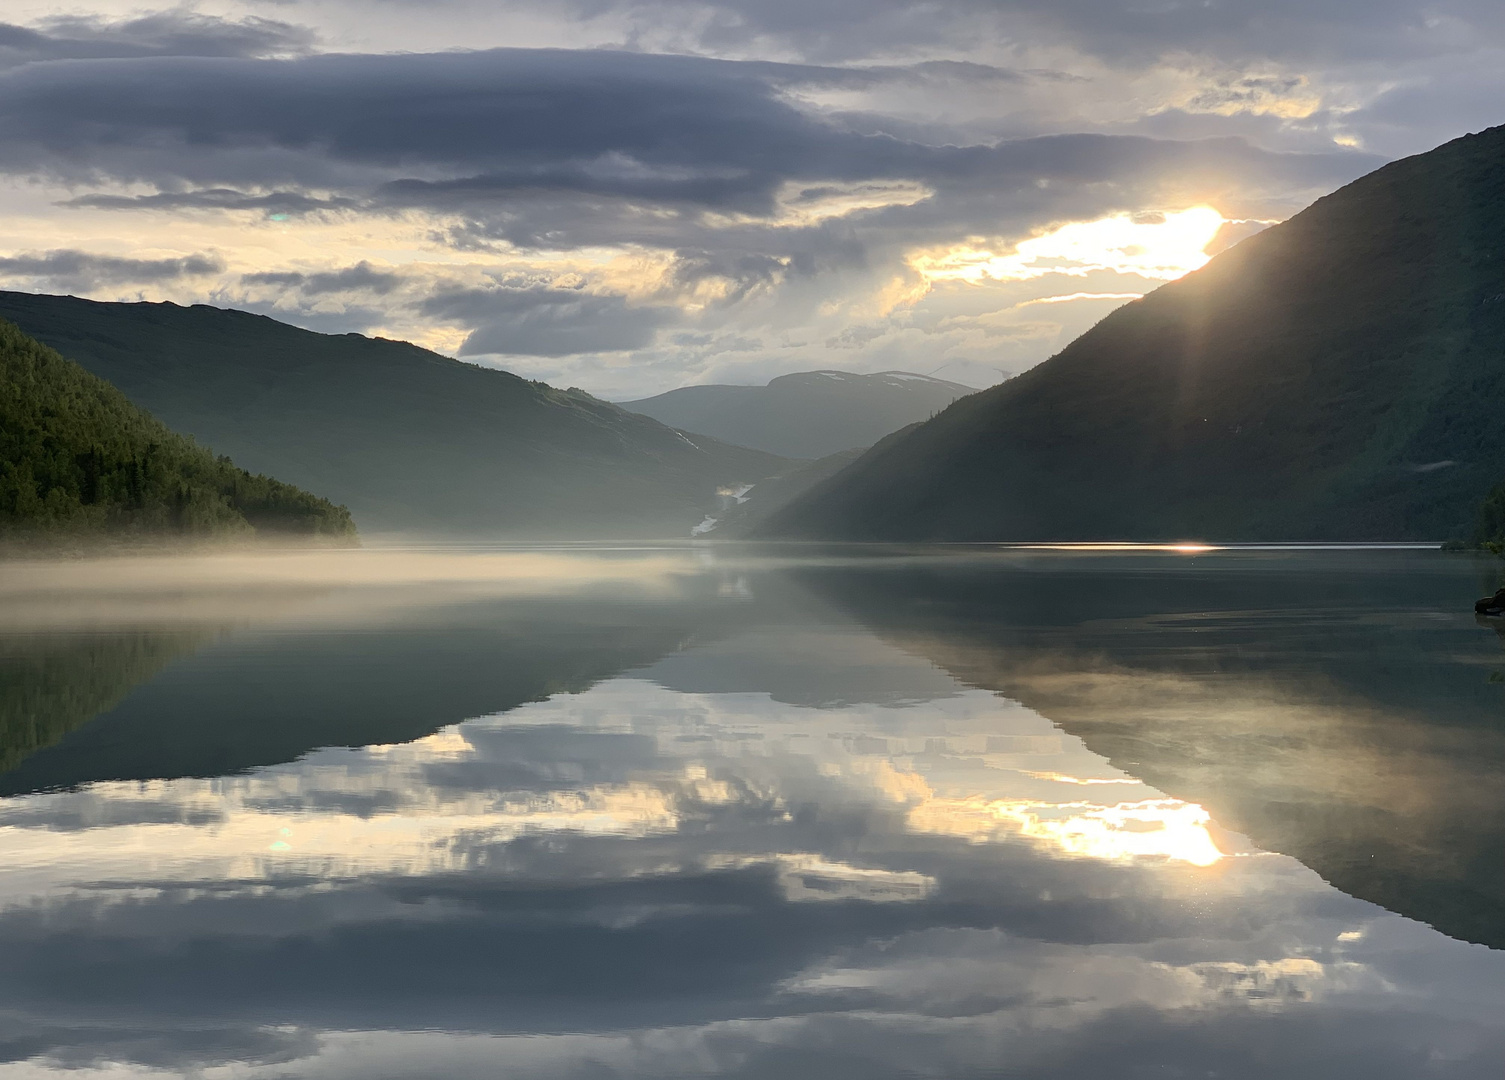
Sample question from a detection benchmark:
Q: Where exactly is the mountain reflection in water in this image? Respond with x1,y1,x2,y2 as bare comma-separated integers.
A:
0,546,1503,1078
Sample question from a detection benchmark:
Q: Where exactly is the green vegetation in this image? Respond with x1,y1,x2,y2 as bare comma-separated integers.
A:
0,294,784,538
0,632,210,776
762,123,1505,542
1468,480,1505,552
0,319,355,541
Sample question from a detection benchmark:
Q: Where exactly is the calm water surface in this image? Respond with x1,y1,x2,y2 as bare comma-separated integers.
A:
2,545,1504,1078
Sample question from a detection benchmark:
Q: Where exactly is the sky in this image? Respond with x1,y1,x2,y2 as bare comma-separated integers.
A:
0,3,1499,397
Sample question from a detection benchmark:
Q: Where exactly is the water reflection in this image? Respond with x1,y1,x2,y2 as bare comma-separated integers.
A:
0,549,727,793
798,549,1505,950
0,547,1502,1078
0,631,210,774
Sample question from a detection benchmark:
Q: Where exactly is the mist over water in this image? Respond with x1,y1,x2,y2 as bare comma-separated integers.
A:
1,545,1504,1077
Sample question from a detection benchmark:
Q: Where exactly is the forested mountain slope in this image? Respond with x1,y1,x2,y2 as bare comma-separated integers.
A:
0,294,784,538
0,320,353,541
761,124,1505,542
621,370,974,459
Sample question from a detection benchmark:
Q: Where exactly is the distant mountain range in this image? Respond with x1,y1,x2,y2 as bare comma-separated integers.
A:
0,293,784,539
0,318,353,541
760,124,1505,542
620,370,976,459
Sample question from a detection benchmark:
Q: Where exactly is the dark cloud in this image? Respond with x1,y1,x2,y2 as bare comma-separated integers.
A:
0,47,1373,224
421,283,677,356
105,0,1501,74
0,249,224,289
1009,0,1505,66
0,11,315,67
671,250,788,305
0,797,224,831
242,261,403,296
0,1018,315,1073
63,188,357,215
0,40,1381,374
519,0,1505,68
0,49,887,206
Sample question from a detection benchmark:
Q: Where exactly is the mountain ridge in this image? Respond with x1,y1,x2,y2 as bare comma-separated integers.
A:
621,368,976,459
758,124,1505,542
0,318,354,542
0,292,784,539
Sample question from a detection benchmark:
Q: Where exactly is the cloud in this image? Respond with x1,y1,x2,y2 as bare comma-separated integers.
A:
1340,53,1505,156
241,261,403,296
0,47,1371,215
653,0,1505,68
0,4,1454,393
276,0,1505,71
64,188,357,215
0,249,224,289
421,283,677,356
0,49,910,209
0,42,1364,372
0,662,1495,1076
0,11,316,68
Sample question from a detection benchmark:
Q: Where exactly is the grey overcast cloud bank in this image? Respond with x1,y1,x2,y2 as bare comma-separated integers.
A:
0,1,1497,395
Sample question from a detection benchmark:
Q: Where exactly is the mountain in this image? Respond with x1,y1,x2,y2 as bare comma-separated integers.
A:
694,448,865,537
0,293,784,539
760,125,1505,542
0,319,353,541
620,370,976,459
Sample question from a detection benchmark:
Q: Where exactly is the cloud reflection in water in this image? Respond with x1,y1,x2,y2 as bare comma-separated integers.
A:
0,562,1502,1078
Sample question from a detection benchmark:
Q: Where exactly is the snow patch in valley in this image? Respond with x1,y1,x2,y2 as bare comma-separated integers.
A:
691,484,757,536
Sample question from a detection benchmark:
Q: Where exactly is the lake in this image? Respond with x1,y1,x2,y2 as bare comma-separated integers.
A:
2,544,1504,1078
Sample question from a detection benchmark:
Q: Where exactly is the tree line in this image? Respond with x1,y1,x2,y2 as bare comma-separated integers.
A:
0,319,355,540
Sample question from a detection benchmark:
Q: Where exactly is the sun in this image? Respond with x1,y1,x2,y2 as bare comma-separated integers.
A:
911,206,1227,286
